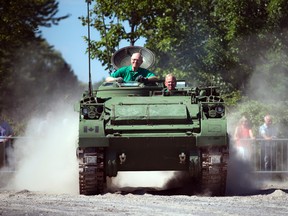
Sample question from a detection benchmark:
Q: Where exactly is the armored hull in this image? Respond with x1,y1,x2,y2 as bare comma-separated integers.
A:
76,82,229,196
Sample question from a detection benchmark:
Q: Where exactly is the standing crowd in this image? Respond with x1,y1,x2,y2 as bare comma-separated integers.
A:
233,114,280,170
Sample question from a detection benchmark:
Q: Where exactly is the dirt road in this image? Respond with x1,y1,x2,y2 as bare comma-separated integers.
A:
1,187,288,216
1,113,288,215
1,160,288,216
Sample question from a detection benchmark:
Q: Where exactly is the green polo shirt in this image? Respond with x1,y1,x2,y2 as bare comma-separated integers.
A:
110,65,155,82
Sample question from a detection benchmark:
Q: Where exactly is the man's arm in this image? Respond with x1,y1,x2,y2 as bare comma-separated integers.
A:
105,76,124,83
106,67,127,82
106,76,117,82
259,126,272,140
147,76,158,82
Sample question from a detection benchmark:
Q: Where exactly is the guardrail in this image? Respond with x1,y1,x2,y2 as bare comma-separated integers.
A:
2,137,288,174
235,138,288,173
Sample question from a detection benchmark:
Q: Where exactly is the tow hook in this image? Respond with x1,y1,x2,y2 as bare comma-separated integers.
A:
119,153,126,164
179,152,186,164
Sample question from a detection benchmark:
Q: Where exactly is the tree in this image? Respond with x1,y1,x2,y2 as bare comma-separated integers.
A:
0,0,68,74
85,0,288,97
1,40,81,123
0,0,81,130
81,0,177,72
84,0,237,86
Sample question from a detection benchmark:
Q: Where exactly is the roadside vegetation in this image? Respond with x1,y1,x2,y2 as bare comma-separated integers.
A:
2,0,288,134
83,0,288,134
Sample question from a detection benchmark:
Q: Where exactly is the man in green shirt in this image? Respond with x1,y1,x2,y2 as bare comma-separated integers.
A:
106,52,158,83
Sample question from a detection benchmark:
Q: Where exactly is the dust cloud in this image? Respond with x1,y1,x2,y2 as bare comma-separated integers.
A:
225,46,288,195
2,99,176,195
225,116,259,195
110,171,176,191
225,147,259,195
5,103,79,195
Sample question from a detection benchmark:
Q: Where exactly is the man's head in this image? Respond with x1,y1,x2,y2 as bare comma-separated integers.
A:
264,115,273,126
165,74,177,91
131,53,143,71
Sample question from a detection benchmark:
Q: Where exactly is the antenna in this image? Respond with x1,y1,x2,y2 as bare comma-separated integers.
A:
86,0,93,97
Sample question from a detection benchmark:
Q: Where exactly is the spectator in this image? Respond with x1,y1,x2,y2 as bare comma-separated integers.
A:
0,118,13,142
164,73,177,92
259,115,277,140
0,118,13,167
233,116,255,160
259,114,277,170
106,52,158,83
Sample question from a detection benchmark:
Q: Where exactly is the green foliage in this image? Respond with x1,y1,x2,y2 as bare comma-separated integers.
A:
84,0,288,98
0,0,68,74
81,0,160,71
0,40,82,134
0,0,82,134
84,0,288,132
82,0,247,100
0,113,24,136
222,90,242,107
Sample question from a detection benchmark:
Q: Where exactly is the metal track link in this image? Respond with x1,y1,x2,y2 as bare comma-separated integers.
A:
79,147,106,195
201,147,229,196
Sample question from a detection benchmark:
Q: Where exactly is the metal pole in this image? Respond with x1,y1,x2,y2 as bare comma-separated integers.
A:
86,0,93,97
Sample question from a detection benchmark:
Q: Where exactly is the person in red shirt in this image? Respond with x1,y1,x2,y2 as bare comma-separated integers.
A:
233,116,255,160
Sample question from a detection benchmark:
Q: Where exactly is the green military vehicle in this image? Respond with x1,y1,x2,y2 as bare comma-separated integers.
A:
75,46,229,196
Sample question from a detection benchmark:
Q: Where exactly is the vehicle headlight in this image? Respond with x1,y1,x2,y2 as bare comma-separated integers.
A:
82,107,88,115
82,105,104,119
215,105,225,114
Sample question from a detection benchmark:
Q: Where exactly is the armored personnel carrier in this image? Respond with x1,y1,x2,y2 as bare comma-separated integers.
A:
75,46,229,196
